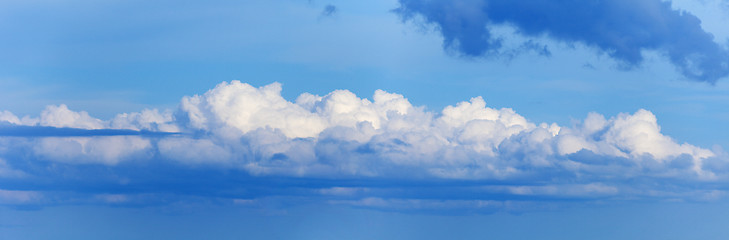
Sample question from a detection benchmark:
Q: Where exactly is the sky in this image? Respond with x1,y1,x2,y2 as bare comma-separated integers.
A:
1,0,729,239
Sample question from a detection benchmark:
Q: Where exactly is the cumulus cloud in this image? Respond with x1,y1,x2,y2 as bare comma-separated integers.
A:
1,104,178,132
0,111,21,125
0,81,727,212
179,81,327,139
394,0,729,83
38,104,105,129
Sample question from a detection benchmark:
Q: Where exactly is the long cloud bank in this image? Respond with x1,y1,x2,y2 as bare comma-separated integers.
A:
1,81,728,212
395,0,729,83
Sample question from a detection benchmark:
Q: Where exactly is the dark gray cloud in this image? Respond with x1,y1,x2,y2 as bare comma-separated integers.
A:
395,0,729,83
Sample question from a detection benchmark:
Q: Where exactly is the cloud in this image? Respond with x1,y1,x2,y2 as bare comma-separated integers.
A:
39,104,105,129
32,136,153,165
0,189,42,205
321,4,337,17
110,109,180,132
0,81,727,212
394,0,729,83
0,111,21,125
1,104,178,132
0,158,27,178
178,81,327,139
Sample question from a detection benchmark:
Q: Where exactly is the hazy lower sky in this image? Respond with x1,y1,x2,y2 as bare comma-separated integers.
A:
1,0,729,239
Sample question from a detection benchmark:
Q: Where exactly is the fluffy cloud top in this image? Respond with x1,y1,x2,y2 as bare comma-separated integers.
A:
1,81,727,211
395,0,729,83
170,81,717,179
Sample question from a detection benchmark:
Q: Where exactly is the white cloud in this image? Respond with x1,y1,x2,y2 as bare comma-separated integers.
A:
0,110,37,125
3,104,178,133
167,81,722,181
179,81,327,138
605,110,713,161
32,136,152,165
0,110,21,125
110,108,179,132
0,81,725,182
1,81,728,210
555,110,716,178
39,104,105,129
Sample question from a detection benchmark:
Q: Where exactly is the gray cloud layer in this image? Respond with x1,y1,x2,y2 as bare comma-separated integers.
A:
395,0,729,82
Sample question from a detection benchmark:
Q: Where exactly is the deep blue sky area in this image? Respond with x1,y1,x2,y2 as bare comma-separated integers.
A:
1,0,729,239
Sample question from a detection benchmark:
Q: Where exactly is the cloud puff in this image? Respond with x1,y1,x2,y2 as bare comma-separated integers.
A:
1,104,178,132
179,81,327,139
38,104,105,129
395,0,729,83
0,81,727,212
0,111,22,125
110,109,179,132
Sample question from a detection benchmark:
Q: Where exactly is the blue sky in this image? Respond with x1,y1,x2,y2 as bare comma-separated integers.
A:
2,0,729,239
